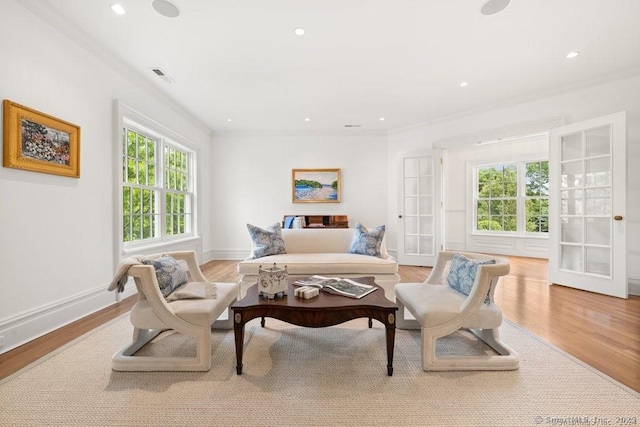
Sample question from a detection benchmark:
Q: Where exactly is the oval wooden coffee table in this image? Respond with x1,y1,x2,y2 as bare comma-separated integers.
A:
231,276,398,376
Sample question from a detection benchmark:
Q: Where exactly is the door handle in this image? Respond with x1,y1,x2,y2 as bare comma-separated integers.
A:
614,215,623,221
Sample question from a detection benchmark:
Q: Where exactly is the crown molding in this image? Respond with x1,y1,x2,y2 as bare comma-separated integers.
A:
389,66,640,136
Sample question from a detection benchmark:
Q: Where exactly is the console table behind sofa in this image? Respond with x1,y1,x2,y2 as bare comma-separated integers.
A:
283,215,349,229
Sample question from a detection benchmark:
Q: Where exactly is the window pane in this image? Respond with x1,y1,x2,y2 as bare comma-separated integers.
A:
562,133,582,161
585,157,610,187
561,217,582,243
142,190,151,213
561,161,583,188
405,177,417,196
404,158,417,177
477,215,490,230
561,245,582,272
127,158,136,182
127,131,136,156
586,217,610,246
138,161,147,185
585,247,610,276
504,216,517,232
489,200,502,215
148,141,156,185
585,126,610,157
143,215,152,239
132,215,142,240
132,188,141,213
123,216,131,242
504,200,516,215
123,187,131,214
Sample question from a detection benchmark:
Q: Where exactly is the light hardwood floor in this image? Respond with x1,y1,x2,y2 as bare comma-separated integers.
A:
1,256,638,392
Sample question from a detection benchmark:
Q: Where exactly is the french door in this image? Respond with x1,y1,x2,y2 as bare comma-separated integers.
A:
548,112,627,298
397,150,442,266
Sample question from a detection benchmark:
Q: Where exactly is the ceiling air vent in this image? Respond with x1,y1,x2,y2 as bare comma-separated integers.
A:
151,68,174,83
344,124,362,128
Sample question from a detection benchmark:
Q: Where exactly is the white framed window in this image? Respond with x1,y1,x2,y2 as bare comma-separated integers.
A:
120,116,196,248
474,160,548,235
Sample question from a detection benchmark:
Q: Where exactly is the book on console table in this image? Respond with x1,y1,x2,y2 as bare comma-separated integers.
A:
293,275,377,299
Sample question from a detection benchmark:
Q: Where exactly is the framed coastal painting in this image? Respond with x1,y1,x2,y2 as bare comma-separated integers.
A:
292,168,341,203
3,100,80,178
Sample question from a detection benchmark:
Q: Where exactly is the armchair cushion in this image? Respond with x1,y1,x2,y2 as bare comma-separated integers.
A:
447,252,495,302
246,223,287,259
166,282,217,301
348,223,385,258
142,255,188,297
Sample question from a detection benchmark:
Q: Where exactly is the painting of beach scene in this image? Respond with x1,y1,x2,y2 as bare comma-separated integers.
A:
292,169,341,203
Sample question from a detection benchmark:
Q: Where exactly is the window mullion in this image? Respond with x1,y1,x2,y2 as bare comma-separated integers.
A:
158,138,167,240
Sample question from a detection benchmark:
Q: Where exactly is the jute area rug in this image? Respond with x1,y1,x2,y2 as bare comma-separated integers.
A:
0,315,638,427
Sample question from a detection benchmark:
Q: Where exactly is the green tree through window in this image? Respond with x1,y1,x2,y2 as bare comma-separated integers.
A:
122,123,194,245
475,161,548,235
525,161,549,233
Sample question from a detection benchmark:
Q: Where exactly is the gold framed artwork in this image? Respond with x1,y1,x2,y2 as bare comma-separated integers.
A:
292,168,341,203
3,100,80,178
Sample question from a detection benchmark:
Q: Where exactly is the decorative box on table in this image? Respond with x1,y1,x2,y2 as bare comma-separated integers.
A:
258,263,288,299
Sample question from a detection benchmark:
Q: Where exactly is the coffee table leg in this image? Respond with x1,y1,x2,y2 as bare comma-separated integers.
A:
233,312,245,375
261,317,265,327
386,316,396,376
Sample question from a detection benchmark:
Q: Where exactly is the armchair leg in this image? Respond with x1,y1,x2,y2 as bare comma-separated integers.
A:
421,327,519,371
120,328,165,357
112,326,213,372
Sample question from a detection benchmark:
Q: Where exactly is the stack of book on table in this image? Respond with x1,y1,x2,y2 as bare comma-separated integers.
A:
293,275,377,299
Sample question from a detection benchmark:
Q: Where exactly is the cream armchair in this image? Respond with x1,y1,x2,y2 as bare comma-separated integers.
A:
111,251,238,372
395,251,519,371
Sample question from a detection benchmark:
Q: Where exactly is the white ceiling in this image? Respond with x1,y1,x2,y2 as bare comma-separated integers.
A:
24,0,640,132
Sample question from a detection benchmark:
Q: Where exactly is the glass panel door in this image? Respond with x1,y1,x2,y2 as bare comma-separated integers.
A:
397,150,442,266
549,112,627,298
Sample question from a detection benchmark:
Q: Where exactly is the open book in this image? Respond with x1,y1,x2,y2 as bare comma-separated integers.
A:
293,275,377,299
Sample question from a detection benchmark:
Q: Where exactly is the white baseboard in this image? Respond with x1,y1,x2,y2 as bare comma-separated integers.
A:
0,284,135,355
203,249,246,262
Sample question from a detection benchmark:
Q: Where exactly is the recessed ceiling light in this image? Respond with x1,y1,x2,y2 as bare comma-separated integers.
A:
480,0,510,16
226,118,232,122
379,117,385,121
110,3,126,15
566,51,579,59
152,0,180,18
294,28,305,36
304,117,310,122
460,81,469,87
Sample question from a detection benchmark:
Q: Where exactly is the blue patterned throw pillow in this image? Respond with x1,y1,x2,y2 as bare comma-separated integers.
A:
447,253,495,302
246,223,287,259
142,256,188,298
348,223,385,258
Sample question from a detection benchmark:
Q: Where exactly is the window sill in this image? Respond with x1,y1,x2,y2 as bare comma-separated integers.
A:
471,232,549,240
121,235,201,256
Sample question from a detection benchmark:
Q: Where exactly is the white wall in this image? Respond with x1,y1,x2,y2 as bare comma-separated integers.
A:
387,75,640,293
0,2,211,353
207,132,389,260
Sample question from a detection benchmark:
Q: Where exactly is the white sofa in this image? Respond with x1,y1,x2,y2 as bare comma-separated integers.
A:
237,228,400,300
